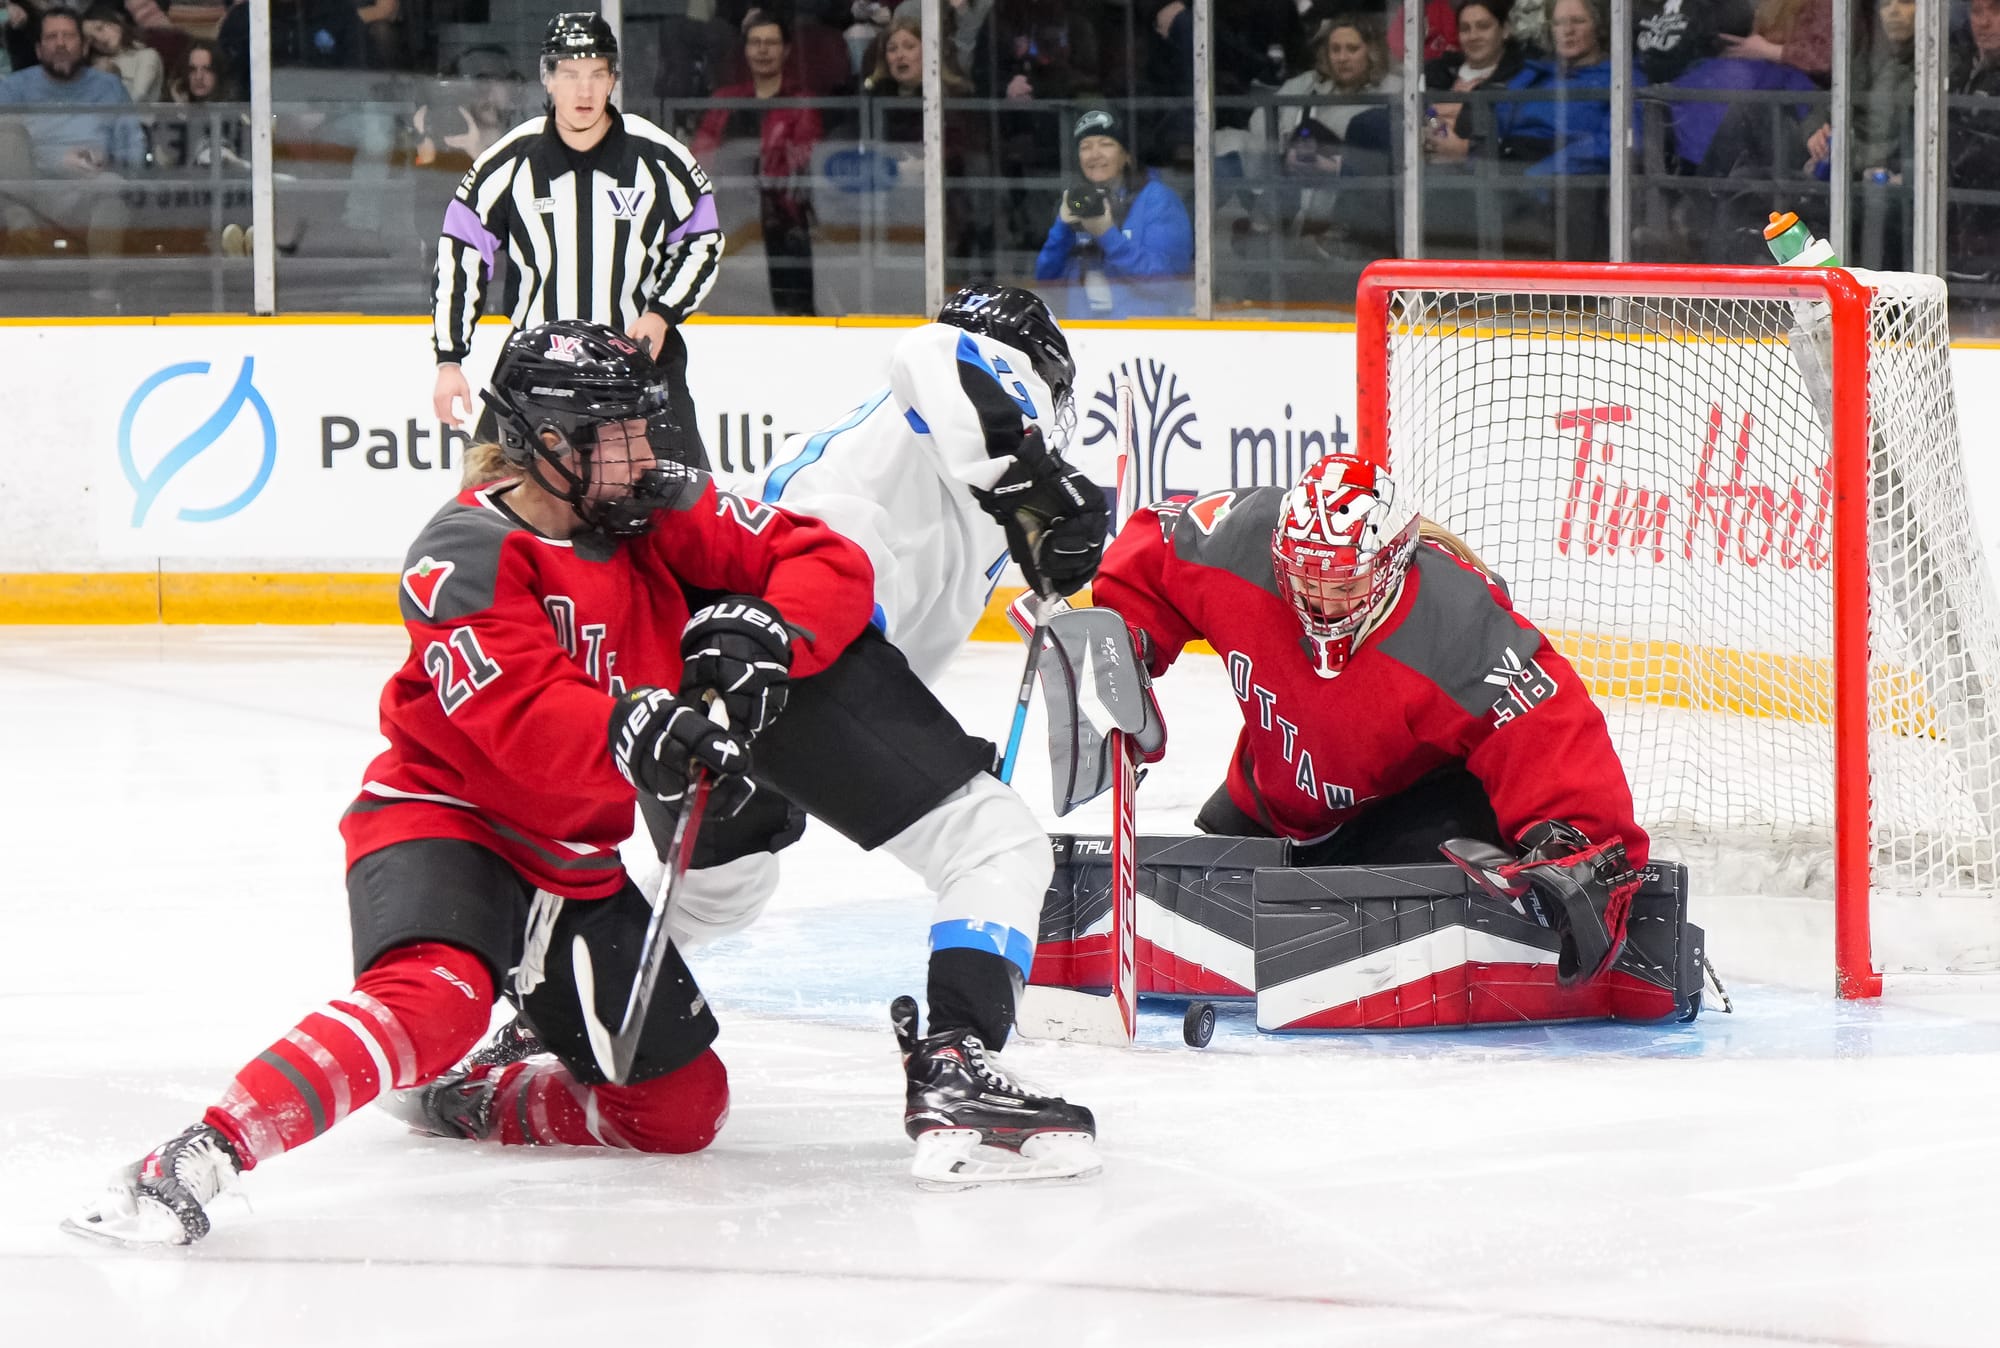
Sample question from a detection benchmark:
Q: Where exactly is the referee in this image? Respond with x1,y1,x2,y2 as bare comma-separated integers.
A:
430,12,722,467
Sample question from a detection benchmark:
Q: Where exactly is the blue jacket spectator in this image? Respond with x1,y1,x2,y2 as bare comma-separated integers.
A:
1035,107,1194,318
0,7,144,174
1489,0,1643,176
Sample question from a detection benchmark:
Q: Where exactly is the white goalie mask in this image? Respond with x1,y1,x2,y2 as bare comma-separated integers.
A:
1271,452,1421,678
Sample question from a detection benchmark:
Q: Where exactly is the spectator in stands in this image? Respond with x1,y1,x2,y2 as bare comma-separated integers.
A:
860,13,992,281
1035,106,1193,317
1487,0,1637,177
0,5,136,273
0,7,142,171
1716,0,1833,85
162,39,249,171
1249,14,1398,162
170,40,240,106
1950,0,2000,295
82,3,160,103
1422,0,1527,161
694,9,823,316
1801,0,1912,180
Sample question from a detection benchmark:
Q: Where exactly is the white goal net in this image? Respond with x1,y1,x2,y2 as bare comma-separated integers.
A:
1363,263,2000,986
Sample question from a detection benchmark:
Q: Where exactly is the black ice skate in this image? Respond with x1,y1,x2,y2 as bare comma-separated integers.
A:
62,1122,245,1248
892,995,1100,1187
379,1015,545,1140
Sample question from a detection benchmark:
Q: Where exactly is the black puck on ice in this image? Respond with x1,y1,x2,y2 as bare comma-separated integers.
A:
1183,1000,1216,1048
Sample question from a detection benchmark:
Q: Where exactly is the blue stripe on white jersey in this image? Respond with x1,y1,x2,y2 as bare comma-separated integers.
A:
763,388,892,502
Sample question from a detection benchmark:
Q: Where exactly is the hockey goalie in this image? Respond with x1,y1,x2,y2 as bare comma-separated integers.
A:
1033,450,1705,1031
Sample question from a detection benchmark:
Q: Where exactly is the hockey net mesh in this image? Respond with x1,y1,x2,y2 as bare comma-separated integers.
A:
1379,273,2000,972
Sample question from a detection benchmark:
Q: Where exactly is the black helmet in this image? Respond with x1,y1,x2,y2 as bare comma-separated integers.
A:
484,320,680,538
541,12,619,75
937,285,1076,441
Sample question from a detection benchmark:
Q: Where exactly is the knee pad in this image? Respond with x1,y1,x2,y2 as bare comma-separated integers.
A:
669,851,782,950
355,942,495,1084
593,1048,731,1154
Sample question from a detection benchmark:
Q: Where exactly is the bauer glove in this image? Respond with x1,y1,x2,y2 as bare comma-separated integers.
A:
609,688,757,817
680,596,793,736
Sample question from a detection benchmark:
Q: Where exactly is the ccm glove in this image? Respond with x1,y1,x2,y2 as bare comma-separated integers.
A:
680,597,793,736
972,427,1110,598
609,688,757,816
1437,820,1639,986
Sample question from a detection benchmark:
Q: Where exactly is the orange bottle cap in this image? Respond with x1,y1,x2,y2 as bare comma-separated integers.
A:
1763,211,1800,239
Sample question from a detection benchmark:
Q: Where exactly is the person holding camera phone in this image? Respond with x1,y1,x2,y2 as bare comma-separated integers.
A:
1033,107,1192,318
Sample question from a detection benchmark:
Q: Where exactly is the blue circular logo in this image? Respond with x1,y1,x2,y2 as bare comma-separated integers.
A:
119,358,277,527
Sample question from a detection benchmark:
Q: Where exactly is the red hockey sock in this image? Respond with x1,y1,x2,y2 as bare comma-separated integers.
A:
204,943,494,1168
488,1049,729,1154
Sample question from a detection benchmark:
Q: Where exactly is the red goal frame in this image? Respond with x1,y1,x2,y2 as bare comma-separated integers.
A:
1355,260,1881,998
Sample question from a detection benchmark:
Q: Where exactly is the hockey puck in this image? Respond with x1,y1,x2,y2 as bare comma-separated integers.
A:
1183,1001,1216,1048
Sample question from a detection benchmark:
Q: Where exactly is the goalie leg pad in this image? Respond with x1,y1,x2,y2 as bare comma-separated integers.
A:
1252,859,1697,1030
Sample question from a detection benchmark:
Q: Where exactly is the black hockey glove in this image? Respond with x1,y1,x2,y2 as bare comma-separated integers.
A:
1438,820,1639,987
972,427,1110,599
609,688,757,817
679,597,793,736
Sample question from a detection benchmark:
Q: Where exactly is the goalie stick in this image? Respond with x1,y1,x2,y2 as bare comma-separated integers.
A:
1016,380,1143,1046
574,700,726,1085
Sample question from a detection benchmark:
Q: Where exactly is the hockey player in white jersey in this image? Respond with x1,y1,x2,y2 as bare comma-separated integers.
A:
758,283,1108,683
397,286,1111,1186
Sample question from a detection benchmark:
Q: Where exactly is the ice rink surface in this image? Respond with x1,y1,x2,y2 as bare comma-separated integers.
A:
3,628,1997,1347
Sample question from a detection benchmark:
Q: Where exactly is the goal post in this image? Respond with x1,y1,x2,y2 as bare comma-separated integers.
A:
1355,259,2000,998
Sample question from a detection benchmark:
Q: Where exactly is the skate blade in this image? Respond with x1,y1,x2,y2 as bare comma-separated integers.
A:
375,1086,441,1135
60,1174,193,1249
910,1128,1102,1189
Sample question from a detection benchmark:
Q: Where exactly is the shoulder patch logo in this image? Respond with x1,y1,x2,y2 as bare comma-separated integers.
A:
403,556,456,618
1186,490,1239,536
1483,644,1559,727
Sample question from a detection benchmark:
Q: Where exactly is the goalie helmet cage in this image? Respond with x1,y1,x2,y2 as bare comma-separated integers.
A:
1355,260,2000,999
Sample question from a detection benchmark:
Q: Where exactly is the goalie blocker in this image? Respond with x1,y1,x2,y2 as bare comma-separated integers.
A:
1029,834,1703,1029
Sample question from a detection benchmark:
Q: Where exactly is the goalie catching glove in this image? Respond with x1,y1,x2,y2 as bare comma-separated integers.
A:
609,688,757,817
972,426,1109,599
1438,820,1639,986
680,596,793,735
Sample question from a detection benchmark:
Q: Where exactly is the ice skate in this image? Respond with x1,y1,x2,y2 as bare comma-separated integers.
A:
62,1123,244,1248
380,1015,544,1140
892,995,1100,1188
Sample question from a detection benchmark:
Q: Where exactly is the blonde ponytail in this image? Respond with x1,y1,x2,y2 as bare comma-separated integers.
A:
461,442,515,490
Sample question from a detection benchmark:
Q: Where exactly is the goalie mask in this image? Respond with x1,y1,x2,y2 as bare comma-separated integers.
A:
937,284,1077,446
1272,453,1420,678
484,320,682,539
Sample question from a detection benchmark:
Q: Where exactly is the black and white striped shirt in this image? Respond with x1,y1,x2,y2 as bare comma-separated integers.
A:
432,108,724,364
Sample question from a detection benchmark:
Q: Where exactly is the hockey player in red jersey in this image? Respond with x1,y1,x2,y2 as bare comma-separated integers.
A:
1092,451,1647,986
65,322,886,1247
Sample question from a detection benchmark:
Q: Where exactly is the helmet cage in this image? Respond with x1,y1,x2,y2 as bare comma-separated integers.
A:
1271,455,1420,678
485,330,677,538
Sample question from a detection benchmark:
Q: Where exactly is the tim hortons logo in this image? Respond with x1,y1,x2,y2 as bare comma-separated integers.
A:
1556,403,1833,570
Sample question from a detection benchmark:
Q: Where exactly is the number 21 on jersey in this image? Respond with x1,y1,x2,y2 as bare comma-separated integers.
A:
423,627,503,714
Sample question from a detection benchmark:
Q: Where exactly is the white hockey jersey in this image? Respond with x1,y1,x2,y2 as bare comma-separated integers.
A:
753,322,1065,685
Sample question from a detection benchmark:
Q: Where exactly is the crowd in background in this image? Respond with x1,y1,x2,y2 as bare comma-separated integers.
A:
0,0,1996,321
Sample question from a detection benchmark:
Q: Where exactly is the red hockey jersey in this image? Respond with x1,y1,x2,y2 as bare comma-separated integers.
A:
1093,487,1648,867
340,473,875,898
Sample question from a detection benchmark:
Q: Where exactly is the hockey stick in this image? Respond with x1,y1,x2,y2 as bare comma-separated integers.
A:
1015,382,1142,1046
1107,379,1141,1042
998,593,1044,785
574,700,727,1085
